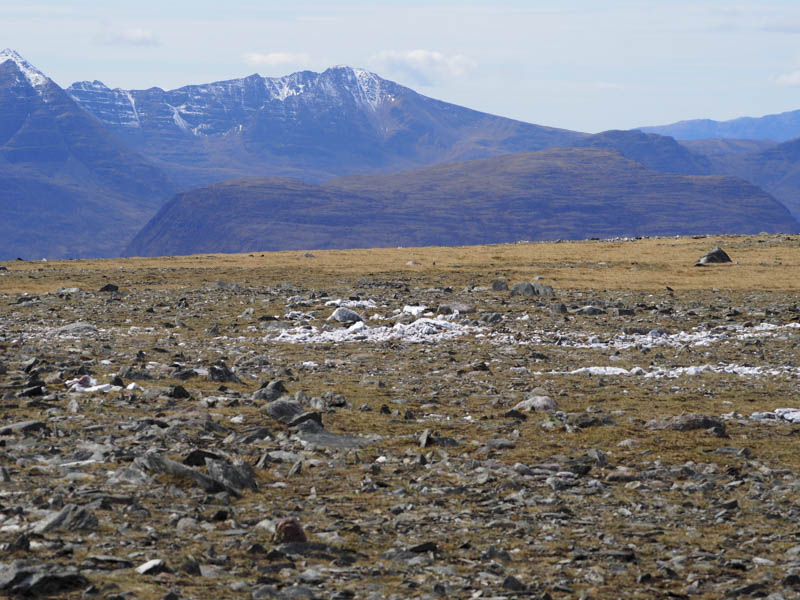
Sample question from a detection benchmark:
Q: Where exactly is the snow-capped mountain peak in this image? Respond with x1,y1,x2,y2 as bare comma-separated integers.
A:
0,49,49,88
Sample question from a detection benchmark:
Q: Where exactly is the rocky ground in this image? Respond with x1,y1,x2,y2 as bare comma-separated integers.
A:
1,235,799,599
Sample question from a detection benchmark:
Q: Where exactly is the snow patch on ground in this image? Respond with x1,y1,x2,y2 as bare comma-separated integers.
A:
268,316,481,344
495,322,799,351
539,363,800,379
751,408,800,423
325,298,378,309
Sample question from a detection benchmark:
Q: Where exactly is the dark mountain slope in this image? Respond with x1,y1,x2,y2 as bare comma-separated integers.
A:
127,147,798,257
680,138,777,160
572,129,712,175
679,136,800,218
742,138,800,217
0,51,175,259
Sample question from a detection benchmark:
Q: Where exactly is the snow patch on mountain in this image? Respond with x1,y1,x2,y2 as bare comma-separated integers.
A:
67,81,143,128
123,90,141,127
168,104,191,132
352,68,384,110
263,75,305,102
0,48,48,89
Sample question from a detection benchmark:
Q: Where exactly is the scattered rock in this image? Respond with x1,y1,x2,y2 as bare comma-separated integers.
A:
264,398,305,424
52,322,98,335
533,282,555,297
491,279,509,291
33,504,98,533
646,413,727,437
514,394,557,412
438,302,476,315
327,307,363,323
136,558,171,575
0,420,49,436
695,246,732,265
0,561,88,596
134,450,241,497
510,282,535,297
575,305,606,315
408,541,438,553
502,575,527,592
606,467,638,482
205,458,258,492
253,380,288,402
208,361,241,383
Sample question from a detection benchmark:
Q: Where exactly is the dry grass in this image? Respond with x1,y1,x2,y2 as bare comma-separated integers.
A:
3,234,799,296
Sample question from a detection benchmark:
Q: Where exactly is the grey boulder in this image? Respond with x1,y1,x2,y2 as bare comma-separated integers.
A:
695,246,732,265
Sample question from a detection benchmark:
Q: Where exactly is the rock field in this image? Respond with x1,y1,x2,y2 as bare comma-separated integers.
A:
0,235,799,599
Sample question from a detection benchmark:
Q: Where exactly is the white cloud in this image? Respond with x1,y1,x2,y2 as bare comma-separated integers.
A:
95,27,160,46
773,70,800,86
243,52,311,67
369,49,476,86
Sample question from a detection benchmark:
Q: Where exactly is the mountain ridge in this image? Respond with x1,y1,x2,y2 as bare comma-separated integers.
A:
640,109,800,142
127,147,799,257
65,64,587,187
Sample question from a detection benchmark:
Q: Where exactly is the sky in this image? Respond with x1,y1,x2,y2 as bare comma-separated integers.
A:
3,0,800,133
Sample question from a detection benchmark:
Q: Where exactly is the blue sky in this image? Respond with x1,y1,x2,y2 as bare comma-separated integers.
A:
4,0,800,132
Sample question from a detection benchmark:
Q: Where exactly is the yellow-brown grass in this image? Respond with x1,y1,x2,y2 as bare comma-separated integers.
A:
3,234,798,295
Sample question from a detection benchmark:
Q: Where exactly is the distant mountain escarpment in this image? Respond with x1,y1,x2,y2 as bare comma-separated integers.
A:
127,147,799,257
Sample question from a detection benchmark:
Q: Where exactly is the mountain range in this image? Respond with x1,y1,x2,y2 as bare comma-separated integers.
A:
1,48,800,259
